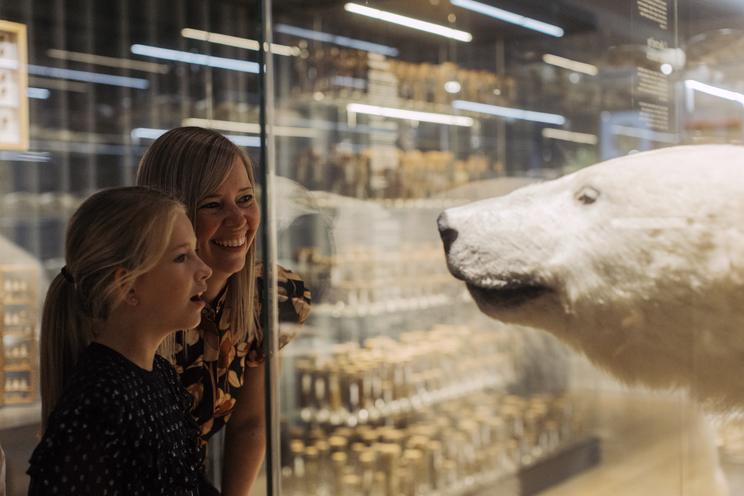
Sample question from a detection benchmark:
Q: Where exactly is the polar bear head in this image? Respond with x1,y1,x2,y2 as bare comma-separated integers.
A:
439,145,744,409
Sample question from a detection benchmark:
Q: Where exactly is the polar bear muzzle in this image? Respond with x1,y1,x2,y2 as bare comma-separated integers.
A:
437,211,551,309
467,282,552,310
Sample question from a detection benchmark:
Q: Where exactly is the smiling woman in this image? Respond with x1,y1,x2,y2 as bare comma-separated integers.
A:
194,157,260,297
136,127,311,495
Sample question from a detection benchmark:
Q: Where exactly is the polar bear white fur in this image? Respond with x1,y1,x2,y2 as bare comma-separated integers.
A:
438,145,744,410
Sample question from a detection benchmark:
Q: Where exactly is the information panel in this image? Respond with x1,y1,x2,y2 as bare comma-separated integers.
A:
0,20,28,151
633,0,676,134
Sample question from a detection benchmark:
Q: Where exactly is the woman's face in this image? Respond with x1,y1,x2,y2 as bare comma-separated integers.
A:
194,156,260,280
132,211,212,331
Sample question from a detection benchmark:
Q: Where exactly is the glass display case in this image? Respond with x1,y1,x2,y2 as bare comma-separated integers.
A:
1,0,744,495
267,1,744,495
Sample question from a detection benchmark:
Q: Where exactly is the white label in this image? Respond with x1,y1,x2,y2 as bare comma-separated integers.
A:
637,66,669,103
638,101,670,131
0,69,20,108
637,0,669,30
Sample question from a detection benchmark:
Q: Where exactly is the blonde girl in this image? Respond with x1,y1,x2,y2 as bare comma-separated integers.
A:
28,187,216,495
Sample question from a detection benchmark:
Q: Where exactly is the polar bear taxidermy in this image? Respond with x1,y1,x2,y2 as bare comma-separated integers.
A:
438,145,744,410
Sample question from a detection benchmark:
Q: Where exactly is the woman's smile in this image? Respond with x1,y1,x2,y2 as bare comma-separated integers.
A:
212,236,247,248
195,156,260,284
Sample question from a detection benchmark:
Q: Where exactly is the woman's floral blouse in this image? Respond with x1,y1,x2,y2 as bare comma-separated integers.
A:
173,264,311,442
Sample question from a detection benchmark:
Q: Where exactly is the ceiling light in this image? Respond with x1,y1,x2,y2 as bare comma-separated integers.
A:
182,117,317,138
28,65,149,89
685,80,744,105
333,76,367,89
183,118,260,134
453,100,565,125
542,53,597,76
29,76,87,93
0,151,51,162
27,87,50,99
223,135,261,147
611,125,677,144
451,0,563,37
347,103,474,126
130,44,259,73
47,48,169,74
542,128,597,145
275,24,399,57
344,3,472,42
131,128,168,141
181,28,300,57
131,127,260,147
444,80,462,93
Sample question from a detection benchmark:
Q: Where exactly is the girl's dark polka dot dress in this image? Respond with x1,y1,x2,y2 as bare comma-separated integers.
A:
28,342,216,495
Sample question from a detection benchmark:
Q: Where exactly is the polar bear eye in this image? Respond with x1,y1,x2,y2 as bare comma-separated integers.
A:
575,186,600,205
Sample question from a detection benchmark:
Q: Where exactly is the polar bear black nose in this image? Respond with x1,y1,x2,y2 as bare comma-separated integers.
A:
437,212,458,255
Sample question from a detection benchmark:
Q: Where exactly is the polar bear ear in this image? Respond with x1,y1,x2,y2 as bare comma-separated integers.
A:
575,186,600,205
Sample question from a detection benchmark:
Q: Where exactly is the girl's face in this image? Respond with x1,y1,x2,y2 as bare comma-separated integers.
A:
194,156,260,280
132,211,212,330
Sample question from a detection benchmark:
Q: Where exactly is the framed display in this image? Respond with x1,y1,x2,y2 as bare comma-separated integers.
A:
0,19,28,151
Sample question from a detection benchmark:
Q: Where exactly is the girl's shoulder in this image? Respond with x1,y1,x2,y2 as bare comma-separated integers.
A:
33,356,133,471
55,344,172,422
61,344,141,406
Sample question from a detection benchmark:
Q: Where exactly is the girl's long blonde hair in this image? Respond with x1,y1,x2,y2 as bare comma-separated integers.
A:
135,127,257,351
40,187,184,427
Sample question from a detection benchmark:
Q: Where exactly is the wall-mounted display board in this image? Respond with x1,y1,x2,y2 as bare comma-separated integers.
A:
0,20,28,151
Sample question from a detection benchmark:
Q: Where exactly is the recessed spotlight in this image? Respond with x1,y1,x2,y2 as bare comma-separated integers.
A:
451,0,564,37
543,53,598,76
444,80,462,93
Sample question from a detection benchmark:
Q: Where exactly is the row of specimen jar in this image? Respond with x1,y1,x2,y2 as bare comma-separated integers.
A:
3,309,36,330
296,243,459,309
293,148,496,200
289,45,516,107
282,391,585,496
5,377,31,393
294,325,517,426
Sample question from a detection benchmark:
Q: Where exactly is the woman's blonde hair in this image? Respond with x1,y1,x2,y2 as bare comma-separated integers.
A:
135,127,257,350
40,187,185,427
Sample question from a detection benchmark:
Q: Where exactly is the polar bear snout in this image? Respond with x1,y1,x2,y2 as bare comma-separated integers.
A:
437,210,468,281
437,211,458,255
